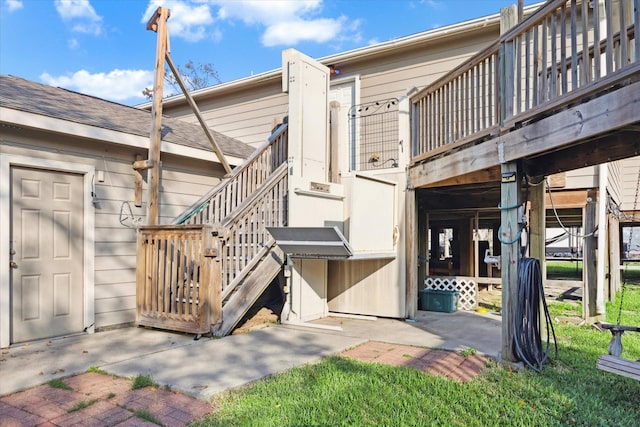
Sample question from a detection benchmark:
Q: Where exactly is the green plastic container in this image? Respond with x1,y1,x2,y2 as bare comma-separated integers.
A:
419,289,459,313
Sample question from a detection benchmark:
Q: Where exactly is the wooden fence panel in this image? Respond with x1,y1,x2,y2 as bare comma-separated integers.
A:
136,224,222,334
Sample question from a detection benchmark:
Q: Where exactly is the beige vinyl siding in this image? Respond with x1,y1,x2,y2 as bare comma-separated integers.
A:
620,156,640,211
162,28,498,150
607,161,623,205
164,83,287,148
561,166,598,189
356,32,496,103
1,127,225,329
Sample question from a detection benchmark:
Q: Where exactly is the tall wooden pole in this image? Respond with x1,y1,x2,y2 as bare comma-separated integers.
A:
499,5,519,362
146,7,170,226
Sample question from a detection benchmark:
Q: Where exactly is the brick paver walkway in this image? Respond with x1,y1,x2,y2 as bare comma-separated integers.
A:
341,341,488,382
0,372,212,427
1,341,487,426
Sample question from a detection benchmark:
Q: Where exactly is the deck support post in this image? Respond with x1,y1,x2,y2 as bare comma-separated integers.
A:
499,4,520,363
583,189,600,322
406,187,418,319
529,178,546,277
500,162,521,362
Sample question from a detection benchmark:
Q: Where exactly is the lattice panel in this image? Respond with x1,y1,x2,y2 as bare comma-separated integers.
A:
425,276,478,311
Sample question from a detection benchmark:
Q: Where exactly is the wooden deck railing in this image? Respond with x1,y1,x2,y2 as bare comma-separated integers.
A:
411,0,639,161
173,121,288,225
136,224,222,335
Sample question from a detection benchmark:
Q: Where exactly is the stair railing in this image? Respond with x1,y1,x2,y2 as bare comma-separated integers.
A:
218,162,289,300
173,121,288,225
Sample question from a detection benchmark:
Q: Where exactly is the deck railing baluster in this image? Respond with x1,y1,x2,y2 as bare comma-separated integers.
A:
410,0,638,162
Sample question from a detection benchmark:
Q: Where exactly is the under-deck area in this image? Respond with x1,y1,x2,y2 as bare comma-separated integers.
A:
407,0,640,360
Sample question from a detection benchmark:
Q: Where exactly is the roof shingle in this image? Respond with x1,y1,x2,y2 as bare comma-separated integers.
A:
0,75,254,159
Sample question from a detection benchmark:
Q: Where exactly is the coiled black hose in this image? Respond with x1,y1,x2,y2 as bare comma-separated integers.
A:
513,257,558,372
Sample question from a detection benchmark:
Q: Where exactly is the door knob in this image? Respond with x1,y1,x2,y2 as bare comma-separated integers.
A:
9,261,18,269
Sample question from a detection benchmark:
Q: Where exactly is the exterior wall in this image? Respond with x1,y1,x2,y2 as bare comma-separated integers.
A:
607,160,623,205
349,31,497,104
163,81,287,149
162,28,499,152
0,128,225,331
620,156,640,211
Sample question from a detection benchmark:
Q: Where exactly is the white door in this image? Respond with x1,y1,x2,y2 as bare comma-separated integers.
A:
11,166,84,343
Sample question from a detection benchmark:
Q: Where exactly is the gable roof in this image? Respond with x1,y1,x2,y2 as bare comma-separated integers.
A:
0,75,254,160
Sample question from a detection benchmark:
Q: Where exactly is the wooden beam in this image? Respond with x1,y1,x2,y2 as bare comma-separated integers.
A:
544,189,588,209
409,140,500,188
502,81,640,163
133,154,144,207
146,6,169,226
406,188,418,319
132,159,153,170
164,53,232,175
524,131,640,177
419,166,501,189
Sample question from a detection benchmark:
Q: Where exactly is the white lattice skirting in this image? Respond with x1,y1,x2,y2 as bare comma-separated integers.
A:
424,276,478,311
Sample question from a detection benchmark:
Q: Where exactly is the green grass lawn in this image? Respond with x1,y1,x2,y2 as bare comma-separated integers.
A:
191,285,640,427
546,260,583,279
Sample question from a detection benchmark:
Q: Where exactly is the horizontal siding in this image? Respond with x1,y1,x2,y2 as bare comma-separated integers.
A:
607,161,623,205
162,28,498,149
1,127,226,331
563,166,598,189
620,156,640,211
95,309,136,329
165,83,288,148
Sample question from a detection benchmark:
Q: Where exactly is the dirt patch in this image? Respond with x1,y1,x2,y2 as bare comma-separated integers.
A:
232,307,279,335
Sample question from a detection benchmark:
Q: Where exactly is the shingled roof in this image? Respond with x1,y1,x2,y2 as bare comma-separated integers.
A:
0,75,255,160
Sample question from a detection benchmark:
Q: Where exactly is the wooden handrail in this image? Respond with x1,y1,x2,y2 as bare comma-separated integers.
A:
172,121,288,225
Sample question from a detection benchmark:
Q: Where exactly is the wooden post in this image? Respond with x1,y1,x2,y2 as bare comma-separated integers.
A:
329,101,340,183
500,163,521,362
146,7,170,226
406,187,418,319
583,190,599,321
133,154,144,207
417,201,427,292
499,5,520,363
529,179,546,276
165,54,232,175
608,214,621,301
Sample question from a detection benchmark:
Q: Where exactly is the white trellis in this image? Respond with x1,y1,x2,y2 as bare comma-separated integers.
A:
424,276,478,311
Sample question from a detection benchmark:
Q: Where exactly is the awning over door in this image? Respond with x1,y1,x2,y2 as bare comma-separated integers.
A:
267,227,353,259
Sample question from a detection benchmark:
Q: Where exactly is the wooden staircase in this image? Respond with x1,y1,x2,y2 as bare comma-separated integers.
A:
136,122,289,336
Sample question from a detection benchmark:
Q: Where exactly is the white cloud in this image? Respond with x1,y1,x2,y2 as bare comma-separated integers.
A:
67,38,79,49
262,17,345,47
214,0,321,26
55,0,103,36
5,0,23,12
142,0,214,42
213,0,357,47
40,69,154,103
140,0,359,47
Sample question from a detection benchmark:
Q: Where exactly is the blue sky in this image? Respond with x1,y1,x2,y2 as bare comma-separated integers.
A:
1,0,539,105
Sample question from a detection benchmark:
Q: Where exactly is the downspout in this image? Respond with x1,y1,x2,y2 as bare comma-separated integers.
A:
596,164,607,315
